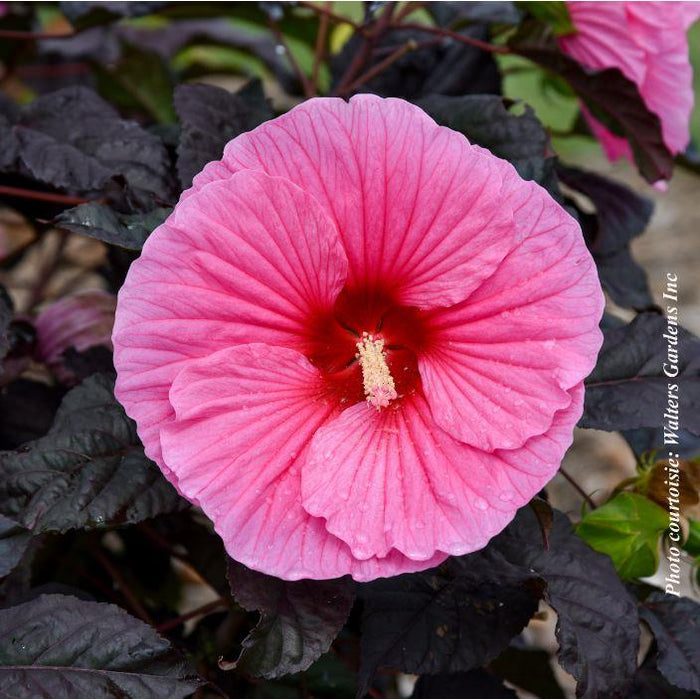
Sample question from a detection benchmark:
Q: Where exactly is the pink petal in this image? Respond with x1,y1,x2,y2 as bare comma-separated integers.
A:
36,289,115,364
185,94,518,310
679,2,700,29
113,170,347,477
302,387,584,561
580,105,634,163
418,161,604,451
560,3,646,85
623,3,696,154
561,1,698,158
160,343,446,580
625,2,700,50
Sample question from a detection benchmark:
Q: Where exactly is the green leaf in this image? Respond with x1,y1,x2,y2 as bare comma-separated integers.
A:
524,2,576,36
684,520,700,557
172,43,269,81
60,1,169,31
0,593,202,698
55,202,171,250
577,493,668,579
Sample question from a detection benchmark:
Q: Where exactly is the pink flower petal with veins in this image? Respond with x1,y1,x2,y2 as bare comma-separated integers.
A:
160,343,446,580
114,169,347,483
560,1,700,164
302,387,584,563
114,96,604,580
185,94,518,310
417,156,603,451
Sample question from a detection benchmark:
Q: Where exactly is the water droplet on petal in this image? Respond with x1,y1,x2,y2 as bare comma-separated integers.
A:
474,497,488,511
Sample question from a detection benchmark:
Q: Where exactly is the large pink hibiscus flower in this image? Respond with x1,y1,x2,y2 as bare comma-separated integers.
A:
113,95,604,581
559,1,700,165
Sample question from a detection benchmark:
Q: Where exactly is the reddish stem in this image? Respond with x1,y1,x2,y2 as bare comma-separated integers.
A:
559,467,597,510
373,37,440,57
267,17,314,98
334,2,396,95
0,29,76,40
93,546,155,626
16,62,90,78
297,1,364,31
394,22,510,54
0,184,91,206
310,2,331,94
341,39,418,95
156,599,229,633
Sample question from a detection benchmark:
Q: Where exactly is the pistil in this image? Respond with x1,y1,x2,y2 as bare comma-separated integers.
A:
356,332,397,410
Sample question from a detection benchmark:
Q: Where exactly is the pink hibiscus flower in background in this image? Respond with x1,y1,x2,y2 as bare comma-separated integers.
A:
559,2,700,172
36,289,116,384
113,95,604,581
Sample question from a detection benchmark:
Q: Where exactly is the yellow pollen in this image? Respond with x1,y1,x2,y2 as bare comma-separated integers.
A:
356,332,397,410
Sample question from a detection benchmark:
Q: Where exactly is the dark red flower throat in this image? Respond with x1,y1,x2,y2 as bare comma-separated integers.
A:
305,286,429,408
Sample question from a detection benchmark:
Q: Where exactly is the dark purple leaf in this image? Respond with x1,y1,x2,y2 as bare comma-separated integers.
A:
358,549,544,696
174,81,272,189
627,652,699,699
0,593,202,697
0,374,183,537
493,508,640,698
559,165,655,310
0,515,31,578
0,87,174,204
491,645,566,699
413,669,518,698
558,166,653,256
0,379,62,449
54,202,171,249
226,560,355,679
583,313,700,434
639,593,700,693
0,95,20,171
332,23,500,100
62,345,115,383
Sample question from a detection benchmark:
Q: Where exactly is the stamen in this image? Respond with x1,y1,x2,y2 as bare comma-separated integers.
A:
356,332,397,410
